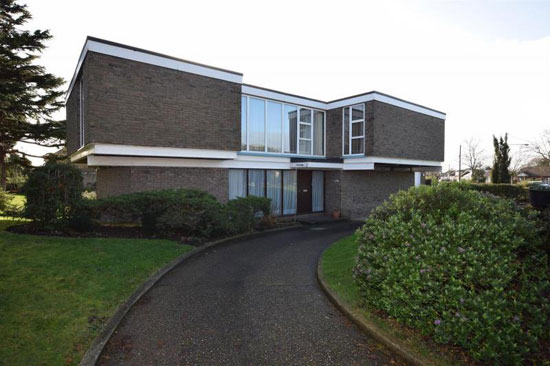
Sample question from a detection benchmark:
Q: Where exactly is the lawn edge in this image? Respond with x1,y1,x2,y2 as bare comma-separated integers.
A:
79,224,302,366
316,248,428,366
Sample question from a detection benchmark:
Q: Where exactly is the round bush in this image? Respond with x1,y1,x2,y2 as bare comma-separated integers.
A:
354,184,550,364
22,162,83,226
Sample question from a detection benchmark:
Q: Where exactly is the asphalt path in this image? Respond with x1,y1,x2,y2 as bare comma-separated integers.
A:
98,222,402,366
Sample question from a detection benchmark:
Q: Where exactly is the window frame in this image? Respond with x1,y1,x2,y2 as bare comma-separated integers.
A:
241,95,325,157
342,103,365,156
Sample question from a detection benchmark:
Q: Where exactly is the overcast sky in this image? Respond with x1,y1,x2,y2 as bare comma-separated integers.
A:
20,0,550,169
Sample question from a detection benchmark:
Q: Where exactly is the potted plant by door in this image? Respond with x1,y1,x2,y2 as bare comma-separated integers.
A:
529,184,550,209
332,209,341,219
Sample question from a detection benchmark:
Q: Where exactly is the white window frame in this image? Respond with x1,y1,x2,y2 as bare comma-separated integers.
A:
298,108,312,155
342,103,365,156
241,95,325,157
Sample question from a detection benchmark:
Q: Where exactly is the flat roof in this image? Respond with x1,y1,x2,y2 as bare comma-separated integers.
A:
66,37,446,119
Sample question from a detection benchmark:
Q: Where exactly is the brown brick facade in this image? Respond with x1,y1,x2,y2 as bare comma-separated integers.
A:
340,170,414,219
66,52,241,155
96,167,228,202
326,101,444,161
370,101,444,161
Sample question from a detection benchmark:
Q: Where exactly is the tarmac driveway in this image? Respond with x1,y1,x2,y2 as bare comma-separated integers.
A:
98,222,400,366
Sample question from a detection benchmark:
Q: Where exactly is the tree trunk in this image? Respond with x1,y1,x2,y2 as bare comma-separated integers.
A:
0,151,6,191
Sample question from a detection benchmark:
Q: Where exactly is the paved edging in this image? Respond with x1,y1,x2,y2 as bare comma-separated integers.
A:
79,224,302,366
316,249,427,366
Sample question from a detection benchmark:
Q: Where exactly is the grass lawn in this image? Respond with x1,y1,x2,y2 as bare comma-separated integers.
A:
322,234,465,366
0,219,192,366
9,194,25,209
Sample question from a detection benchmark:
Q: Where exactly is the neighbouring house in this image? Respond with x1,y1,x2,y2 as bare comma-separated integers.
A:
66,37,446,219
440,169,470,182
518,166,550,184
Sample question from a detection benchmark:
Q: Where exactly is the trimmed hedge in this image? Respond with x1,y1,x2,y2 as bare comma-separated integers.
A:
460,182,529,202
86,189,272,239
354,184,550,364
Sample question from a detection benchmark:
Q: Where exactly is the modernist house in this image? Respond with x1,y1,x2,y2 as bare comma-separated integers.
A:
66,37,446,219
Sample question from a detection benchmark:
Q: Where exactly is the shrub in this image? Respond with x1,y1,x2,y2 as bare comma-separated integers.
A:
354,184,550,364
91,189,226,238
22,163,83,226
224,196,271,234
0,189,9,213
461,182,529,202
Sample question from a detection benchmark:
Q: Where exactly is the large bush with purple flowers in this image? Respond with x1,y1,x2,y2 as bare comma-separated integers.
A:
354,184,550,364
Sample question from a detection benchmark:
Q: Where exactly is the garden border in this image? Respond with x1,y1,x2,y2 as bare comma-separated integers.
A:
79,224,302,366
316,249,426,366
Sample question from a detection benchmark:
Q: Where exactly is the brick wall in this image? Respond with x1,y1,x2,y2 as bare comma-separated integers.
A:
340,170,414,219
67,52,241,154
325,108,343,159
65,83,80,155
370,101,444,161
326,100,444,162
96,167,228,201
324,170,342,213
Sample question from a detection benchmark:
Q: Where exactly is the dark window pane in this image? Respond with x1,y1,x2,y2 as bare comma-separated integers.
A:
352,122,364,137
351,138,364,154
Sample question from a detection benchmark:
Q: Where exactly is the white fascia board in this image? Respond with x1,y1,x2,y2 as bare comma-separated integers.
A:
342,162,375,170
347,156,442,167
66,40,243,101
242,85,326,110
91,144,237,160
69,144,94,162
242,86,446,119
327,93,446,120
87,155,292,170
290,162,343,170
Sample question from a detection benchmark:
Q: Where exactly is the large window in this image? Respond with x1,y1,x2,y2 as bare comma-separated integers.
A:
228,169,296,216
241,96,324,156
343,104,365,155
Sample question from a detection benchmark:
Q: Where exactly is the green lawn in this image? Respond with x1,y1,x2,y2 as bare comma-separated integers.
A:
0,219,192,366
321,234,361,306
322,235,464,366
9,194,25,209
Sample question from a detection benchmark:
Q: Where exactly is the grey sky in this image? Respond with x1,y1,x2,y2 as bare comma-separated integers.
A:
19,0,550,169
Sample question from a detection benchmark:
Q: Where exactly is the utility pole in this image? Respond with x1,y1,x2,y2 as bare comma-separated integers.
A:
458,145,462,182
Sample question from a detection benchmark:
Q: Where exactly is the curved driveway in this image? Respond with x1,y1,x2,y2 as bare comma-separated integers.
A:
99,222,400,366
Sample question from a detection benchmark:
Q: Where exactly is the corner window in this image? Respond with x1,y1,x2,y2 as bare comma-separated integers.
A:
343,104,364,155
241,96,324,156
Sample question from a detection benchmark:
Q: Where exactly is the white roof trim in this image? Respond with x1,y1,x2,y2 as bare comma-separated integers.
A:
66,38,445,119
290,162,343,170
242,85,327,110
86,155,292,170
66,39,243,101
241,86,446,119
346,156,442,166
70,143,237,162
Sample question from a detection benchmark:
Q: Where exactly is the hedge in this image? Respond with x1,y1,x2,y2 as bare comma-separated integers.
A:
85,189,272,239
354,184,550,364
458,182,529,202
22,163,84,226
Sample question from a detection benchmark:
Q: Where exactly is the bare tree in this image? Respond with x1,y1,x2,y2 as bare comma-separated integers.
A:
529,130,550,166
510,147,531,176
464,138,486,181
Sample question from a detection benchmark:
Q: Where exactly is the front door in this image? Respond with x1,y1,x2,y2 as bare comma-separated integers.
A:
297,170,312,214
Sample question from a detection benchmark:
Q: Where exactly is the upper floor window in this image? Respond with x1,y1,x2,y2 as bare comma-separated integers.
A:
343,104,364,155
241,96,325,156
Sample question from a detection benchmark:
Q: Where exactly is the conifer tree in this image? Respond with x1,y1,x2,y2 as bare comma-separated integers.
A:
0,0,65,189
